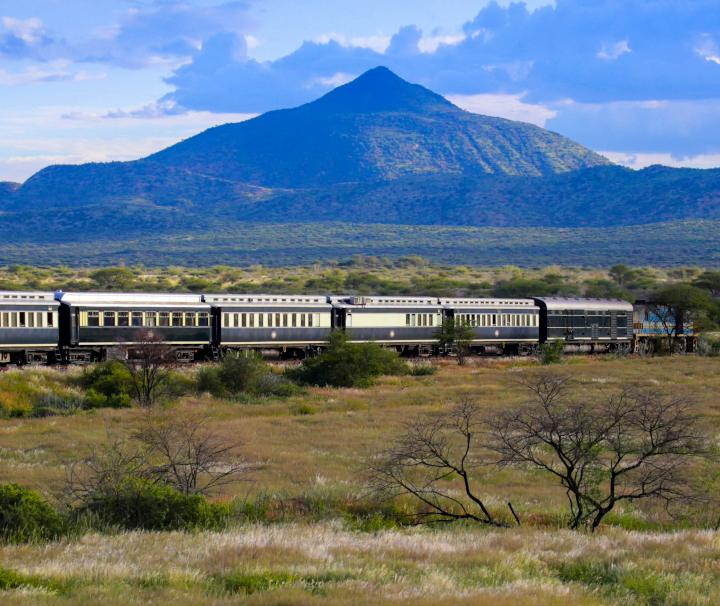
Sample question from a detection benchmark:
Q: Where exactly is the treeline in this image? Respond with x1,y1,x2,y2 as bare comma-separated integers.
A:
1,260,720,302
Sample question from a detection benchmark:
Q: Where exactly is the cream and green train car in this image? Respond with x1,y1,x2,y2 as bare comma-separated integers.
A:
440,297,541,355
331,296,442,354
206,294,332,357
0,291,60,364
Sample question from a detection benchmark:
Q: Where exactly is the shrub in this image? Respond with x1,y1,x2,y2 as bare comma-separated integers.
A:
539,341,565,365
78,477,228,531
197,354,295,398
288,331,408,387
409,361,437,376
77,361,132,408
697,335,720,357
0,484,64,543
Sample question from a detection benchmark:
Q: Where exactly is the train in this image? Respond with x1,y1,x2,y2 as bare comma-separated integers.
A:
0,290,695,364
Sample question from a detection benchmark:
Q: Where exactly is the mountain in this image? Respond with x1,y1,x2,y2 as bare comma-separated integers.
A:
148,66,610,187
1,66,720,264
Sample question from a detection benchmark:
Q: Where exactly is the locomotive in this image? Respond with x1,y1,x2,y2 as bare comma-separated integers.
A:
0,290,694,364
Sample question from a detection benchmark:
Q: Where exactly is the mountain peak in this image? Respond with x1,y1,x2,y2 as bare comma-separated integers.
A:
308,66,457,114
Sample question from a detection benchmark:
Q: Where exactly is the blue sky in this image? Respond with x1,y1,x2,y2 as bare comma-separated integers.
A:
1,0,719,182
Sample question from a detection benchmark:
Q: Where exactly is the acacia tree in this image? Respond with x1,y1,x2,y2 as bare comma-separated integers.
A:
368,399,503,526
486,374,707,531
647,284,713,353
121,328,176,407
435,317,475,365
134,410,252,496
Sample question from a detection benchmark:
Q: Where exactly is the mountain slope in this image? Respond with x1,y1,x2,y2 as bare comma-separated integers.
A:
149,66,610,187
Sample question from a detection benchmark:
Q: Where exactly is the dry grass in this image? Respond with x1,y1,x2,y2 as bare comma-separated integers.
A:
1,524,720,605
1,356,720,603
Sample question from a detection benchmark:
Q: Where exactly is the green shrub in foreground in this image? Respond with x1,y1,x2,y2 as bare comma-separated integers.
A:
0,483,64,544
539,341,565,365
197,354,296,398
288,331,408,387
77,361,132,408
79,478,228,531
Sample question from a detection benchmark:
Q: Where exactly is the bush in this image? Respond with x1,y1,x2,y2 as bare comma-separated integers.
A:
288,331,408,387
197,354,295,398
697,335,720,357
409,361,437,376
77,361,132,408
0,484,64,543
539,341,565,365
78,477,228,531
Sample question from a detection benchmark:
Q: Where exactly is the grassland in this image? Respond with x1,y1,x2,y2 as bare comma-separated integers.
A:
0,220,719,267
1,355,720,604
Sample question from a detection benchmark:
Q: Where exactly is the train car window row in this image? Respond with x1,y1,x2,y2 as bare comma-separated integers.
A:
404,313,438,327
453,313,538,328
0,311,56,329
82,311,209,327
222,312,322,329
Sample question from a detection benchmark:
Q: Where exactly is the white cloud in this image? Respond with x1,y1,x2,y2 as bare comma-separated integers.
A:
597,39,631,60
310,72,356,88
1,16,45,44
447,92,557,127
417,33,466,53
695,33,720,64
602,151,720,170
0,64,101,85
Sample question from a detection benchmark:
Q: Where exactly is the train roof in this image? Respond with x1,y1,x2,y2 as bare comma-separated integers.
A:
330,295,439,307
533,297,633,312
203,294,330,306
440,297,537,308
0,291,59,306
58,292,208,309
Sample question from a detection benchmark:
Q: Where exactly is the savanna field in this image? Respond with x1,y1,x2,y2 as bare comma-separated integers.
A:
2,354,720,605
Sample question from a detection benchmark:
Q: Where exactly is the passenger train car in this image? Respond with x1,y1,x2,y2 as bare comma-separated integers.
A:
440,298,540,355
0,290,697,364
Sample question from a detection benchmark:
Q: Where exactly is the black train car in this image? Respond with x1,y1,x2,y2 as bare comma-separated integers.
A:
0,291,60,364
533,297,633,352
58,292,211,362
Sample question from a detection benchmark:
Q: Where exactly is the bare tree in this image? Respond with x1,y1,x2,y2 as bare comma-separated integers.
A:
486,373,708,531
368,399,502,526
134,410,252,496
121,328,176,407
65,429,150,507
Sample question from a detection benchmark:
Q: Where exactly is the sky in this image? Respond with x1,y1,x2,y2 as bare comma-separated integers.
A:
1,0,719,182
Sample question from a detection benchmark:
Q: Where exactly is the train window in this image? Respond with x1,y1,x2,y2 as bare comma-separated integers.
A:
145,312,157,327
291,313,297,327
47,312,54,327
258,313,264,328
103,312,116,327
27,312,35,328
241,313,247,328
275,313,281,327
283,313,288,327
223,313,229,328
17,312,25,327
159,312,170,327
308,313,313,327
249,313,255,328
300,314,306,327
198,313,209,327
183,312,194,327
118,312,129,327
406,314,410,326
268,313,273,327
86,311,100,327
132,312,143,327
9,312,17,327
